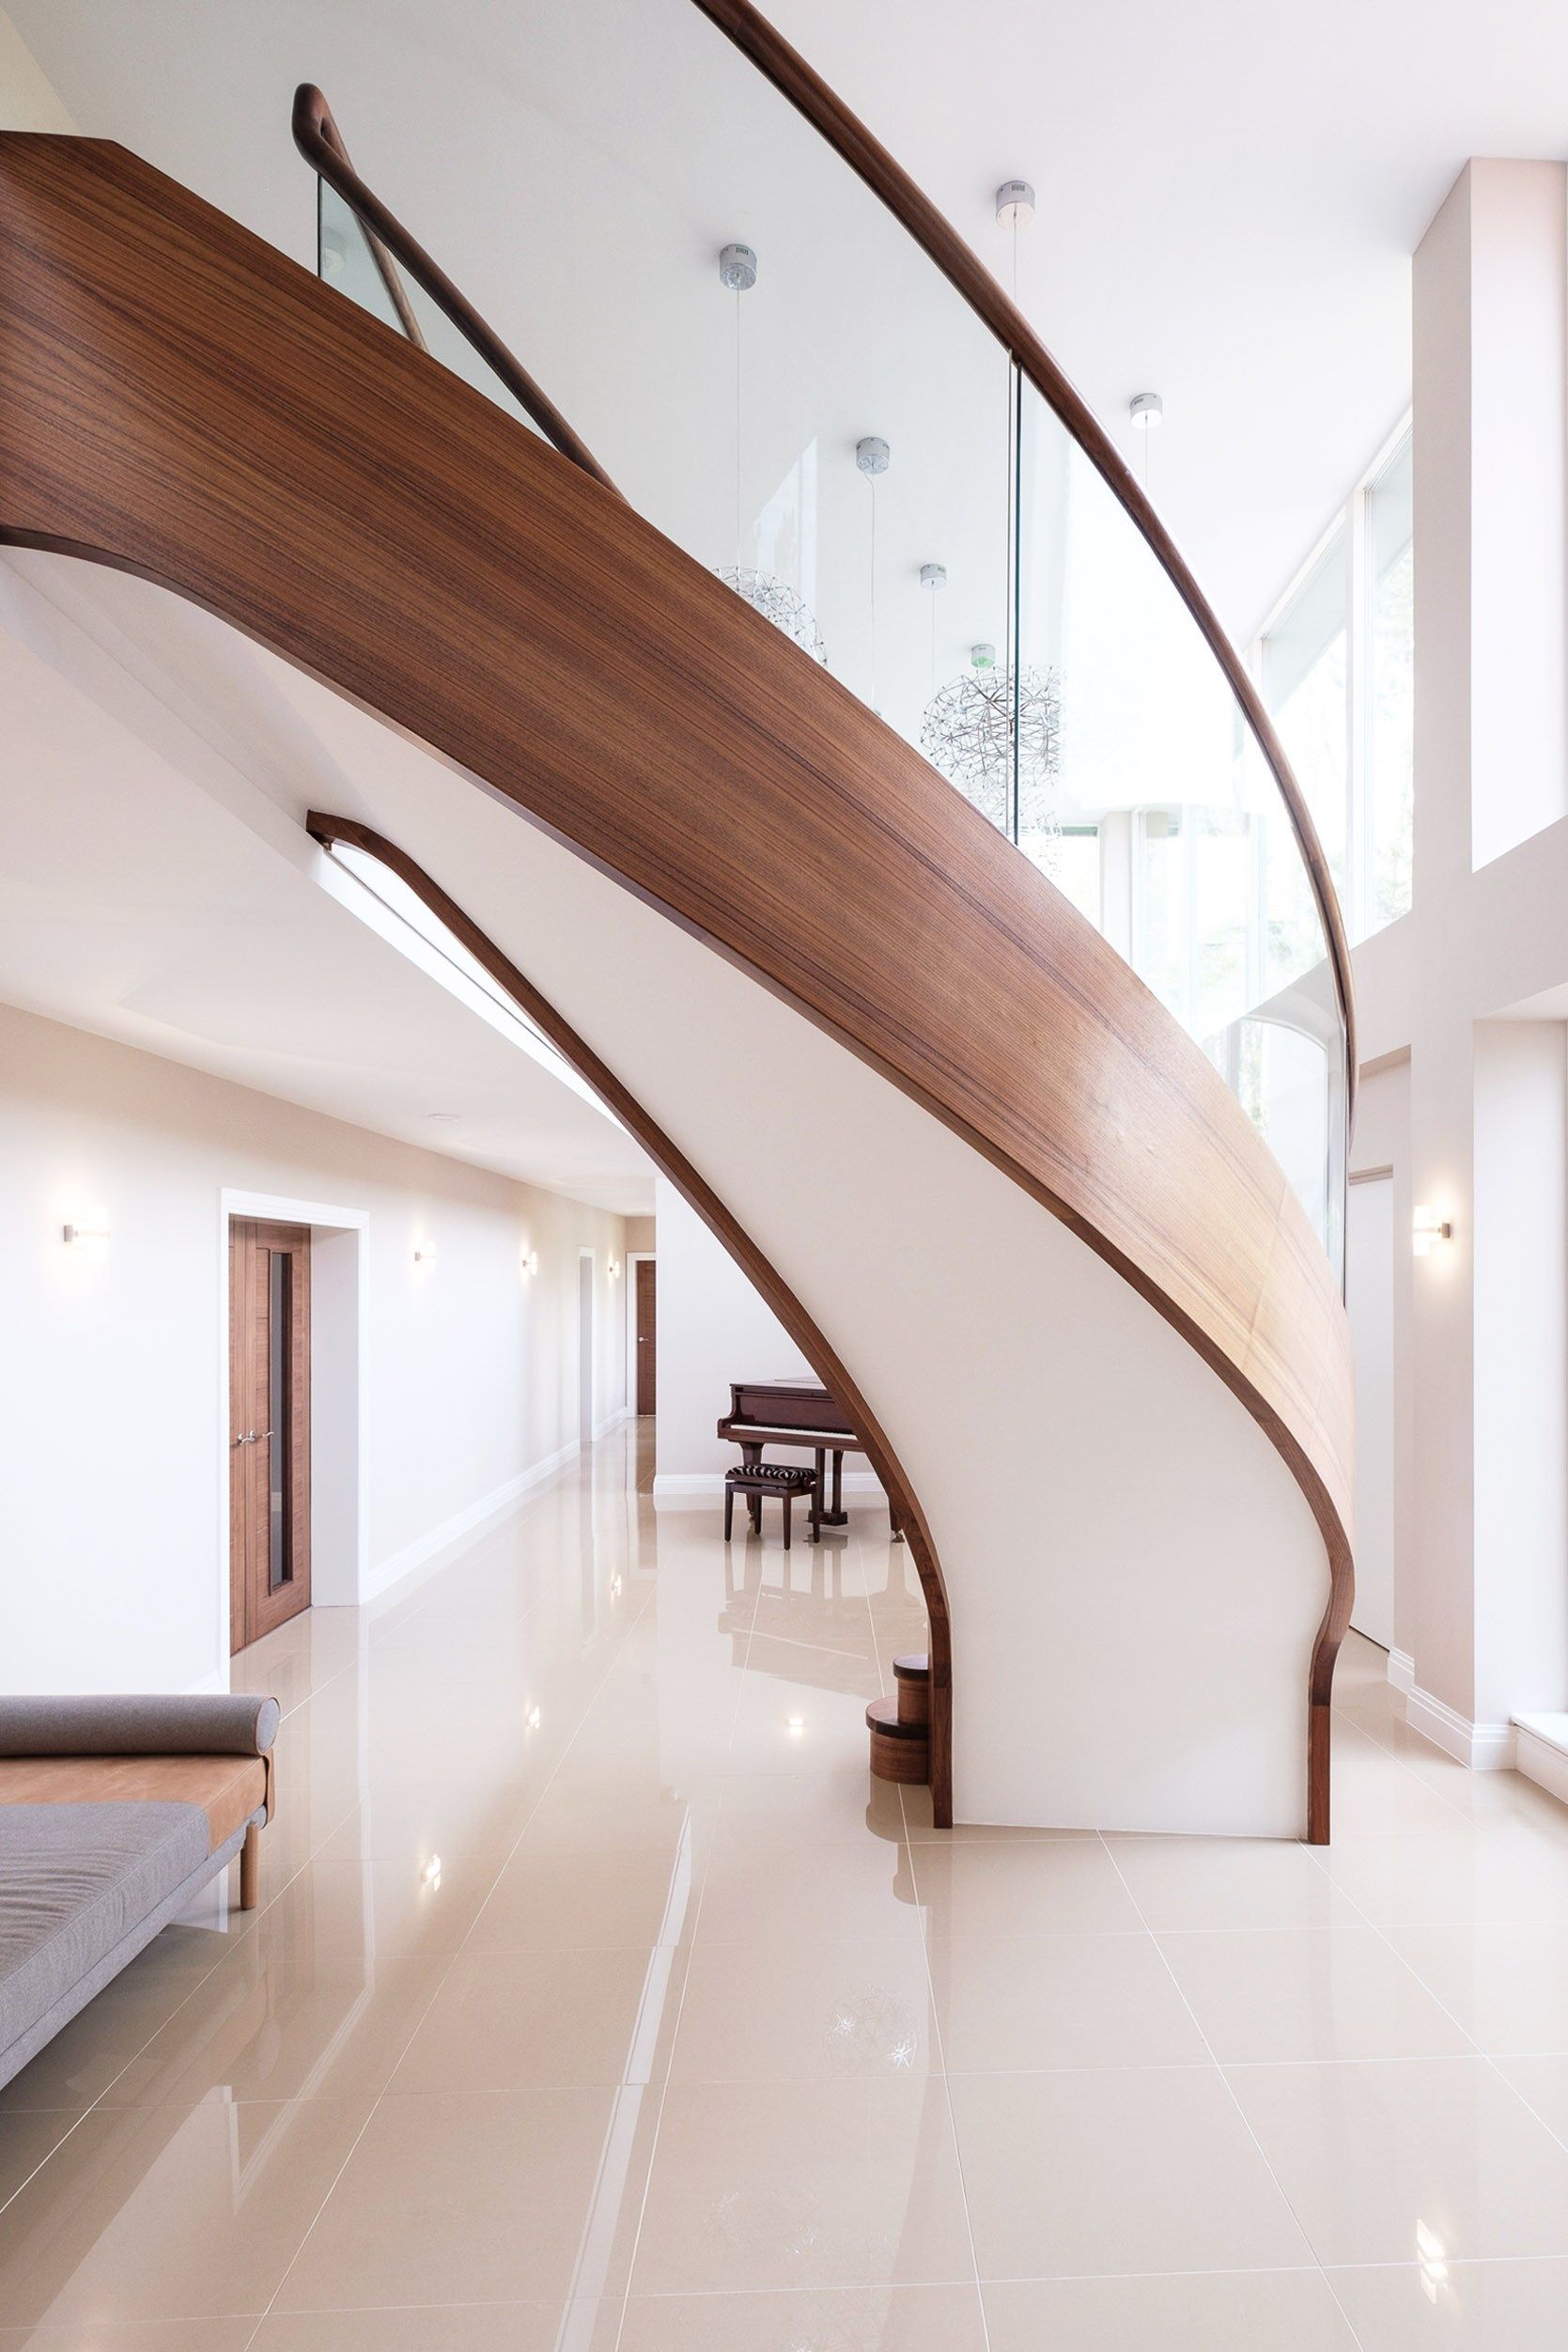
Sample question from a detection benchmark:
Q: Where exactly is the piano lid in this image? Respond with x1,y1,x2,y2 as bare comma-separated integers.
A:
724,1376,855,1438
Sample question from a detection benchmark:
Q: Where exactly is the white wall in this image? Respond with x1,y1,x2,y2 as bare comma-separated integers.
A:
0,7,73,132
1472,1021,1568,1724
649,1177,893,1503
1467,164,1568,870
651,1176,813,1488
0,1002,628,1695
1346,1174,1396,1649
1349,1058,1416,1661
1325,157,1568,1764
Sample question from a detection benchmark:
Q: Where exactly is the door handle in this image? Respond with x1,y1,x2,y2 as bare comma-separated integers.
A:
232,1429,274,1445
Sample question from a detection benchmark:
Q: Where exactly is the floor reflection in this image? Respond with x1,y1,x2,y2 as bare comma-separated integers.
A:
6,1430,1568,2346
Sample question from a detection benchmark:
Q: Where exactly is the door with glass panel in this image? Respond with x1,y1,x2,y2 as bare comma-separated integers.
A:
635,1258,657,1416
228,1219,312,1649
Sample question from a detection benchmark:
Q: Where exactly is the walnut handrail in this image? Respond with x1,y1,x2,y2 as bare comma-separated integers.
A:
300,90,427,354
291,84,616,495
691,0,1356,1119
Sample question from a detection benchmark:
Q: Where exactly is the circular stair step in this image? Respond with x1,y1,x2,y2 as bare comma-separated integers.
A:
892,1654,930,1727
866,1693,929,1784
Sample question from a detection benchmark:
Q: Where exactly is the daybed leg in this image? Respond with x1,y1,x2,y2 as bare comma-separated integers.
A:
240,1823,260,1910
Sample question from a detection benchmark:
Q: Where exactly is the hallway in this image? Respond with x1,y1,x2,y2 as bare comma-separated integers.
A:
5,1431,1568,2344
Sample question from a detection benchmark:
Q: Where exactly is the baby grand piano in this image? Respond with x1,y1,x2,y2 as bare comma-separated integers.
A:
717,1377,901,1535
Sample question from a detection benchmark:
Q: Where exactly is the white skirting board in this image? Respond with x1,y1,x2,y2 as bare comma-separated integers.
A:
1402,1677,1516,1771
364,1441,581,1603
1514,1715,1568,1808
1387,1646,1515,1771
593,1407,633,1440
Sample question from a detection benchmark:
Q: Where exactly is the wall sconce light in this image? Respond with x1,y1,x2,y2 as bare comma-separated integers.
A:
525,1704,542,1732
1412,1206,1452,1258
521,1249,539,1277
62,1216,111,1263
413,1246,437,1266
609,1258,621,1281
420,1852,442,1893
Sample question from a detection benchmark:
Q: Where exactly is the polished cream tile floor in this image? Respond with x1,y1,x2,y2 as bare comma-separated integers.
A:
6,1429,1568,2345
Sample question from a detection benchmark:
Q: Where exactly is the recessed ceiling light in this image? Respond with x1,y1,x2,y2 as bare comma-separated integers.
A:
427,1111,460,1122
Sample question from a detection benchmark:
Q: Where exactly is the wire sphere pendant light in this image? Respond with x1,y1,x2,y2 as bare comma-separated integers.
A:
921,643,1063,843
714,242,826,663
712,566,825,657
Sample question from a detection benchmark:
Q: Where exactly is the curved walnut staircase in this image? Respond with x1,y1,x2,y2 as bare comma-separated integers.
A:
0,12,1355,1838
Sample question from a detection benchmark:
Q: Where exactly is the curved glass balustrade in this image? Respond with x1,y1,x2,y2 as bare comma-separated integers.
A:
297,0,1350,1270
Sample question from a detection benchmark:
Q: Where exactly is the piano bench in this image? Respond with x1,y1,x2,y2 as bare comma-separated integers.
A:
723,1462,820,1549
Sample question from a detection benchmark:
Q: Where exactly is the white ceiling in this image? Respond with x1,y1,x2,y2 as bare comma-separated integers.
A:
0,552,657,1214
7,0,1566,646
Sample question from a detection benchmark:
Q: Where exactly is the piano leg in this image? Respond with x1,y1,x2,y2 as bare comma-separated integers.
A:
818,1448,849,1530
741,1441,764,1534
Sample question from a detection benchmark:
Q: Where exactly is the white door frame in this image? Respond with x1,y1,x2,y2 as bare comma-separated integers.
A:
217,1189,369,1665
578,1244,597,1449
627,1250,655,1416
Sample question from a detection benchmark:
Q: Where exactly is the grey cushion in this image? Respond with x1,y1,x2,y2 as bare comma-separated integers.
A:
0,1693,280,1758
0,1802,209,2060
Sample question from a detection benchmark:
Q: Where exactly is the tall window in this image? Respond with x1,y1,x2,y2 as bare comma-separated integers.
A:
1048,824,1102,929
1365,433,1414,928
1262,525,1349,907
1256,422,1413,945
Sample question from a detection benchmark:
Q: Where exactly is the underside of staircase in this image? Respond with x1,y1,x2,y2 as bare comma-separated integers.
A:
0,101,1355,1836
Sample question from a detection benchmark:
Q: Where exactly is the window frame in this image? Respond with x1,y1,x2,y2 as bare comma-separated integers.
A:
1252,413,1413,950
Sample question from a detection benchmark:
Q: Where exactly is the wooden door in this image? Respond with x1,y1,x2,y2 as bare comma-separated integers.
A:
635,1258,657,1415
229,1219,312,1651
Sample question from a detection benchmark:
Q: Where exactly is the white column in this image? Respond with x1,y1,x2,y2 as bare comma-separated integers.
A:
1407,162,1568,1737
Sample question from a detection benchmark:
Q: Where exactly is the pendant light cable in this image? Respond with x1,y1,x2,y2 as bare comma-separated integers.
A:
1011,214,1021,845
856,435,890,714
869,475,877,712
716,242,827,663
